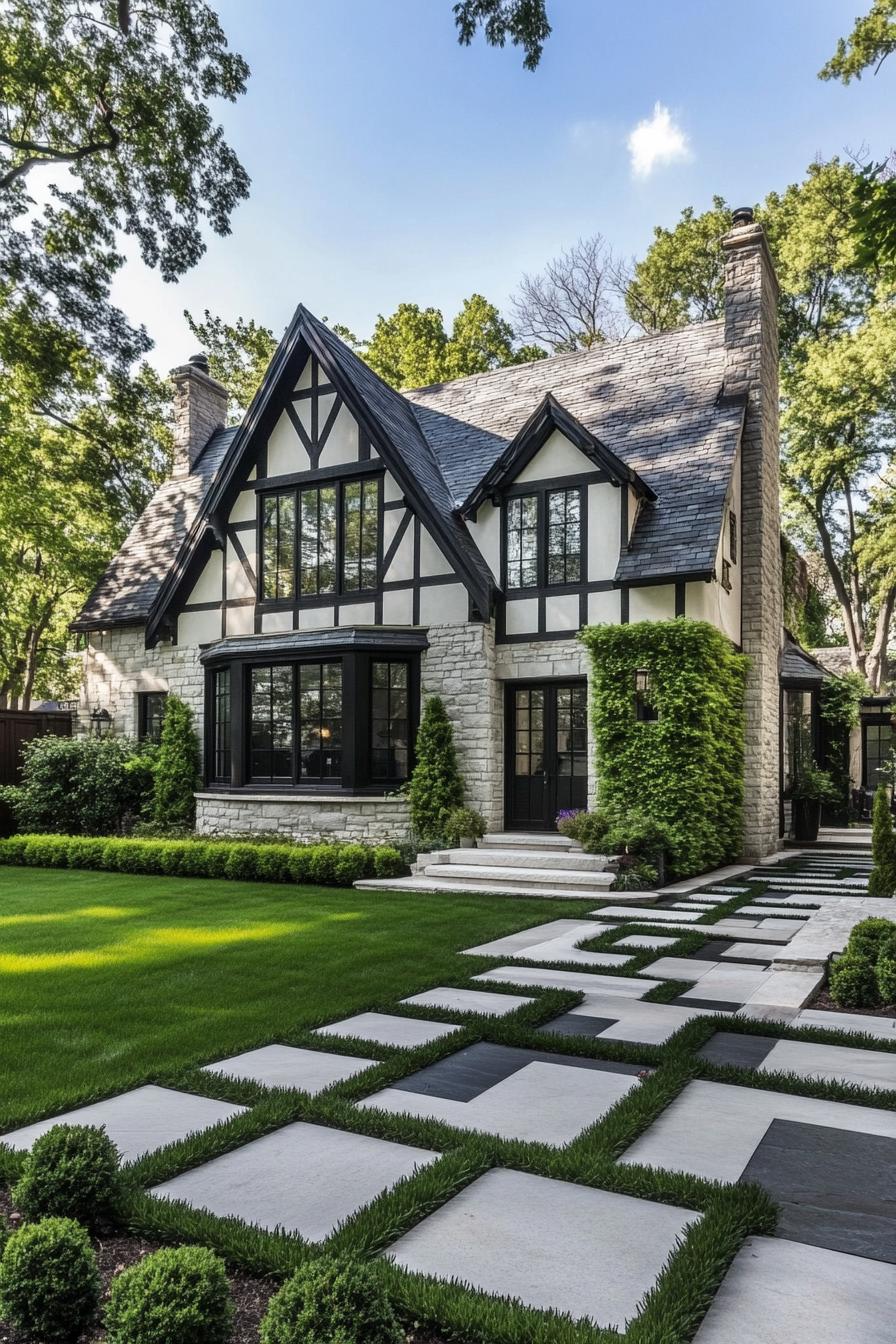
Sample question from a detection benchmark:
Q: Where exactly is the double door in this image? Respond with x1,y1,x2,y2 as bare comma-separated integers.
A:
506,680,588,830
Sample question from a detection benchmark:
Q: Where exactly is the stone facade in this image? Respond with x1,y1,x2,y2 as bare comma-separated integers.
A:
195,791,410,843
78,627,203,739
722,218,782,859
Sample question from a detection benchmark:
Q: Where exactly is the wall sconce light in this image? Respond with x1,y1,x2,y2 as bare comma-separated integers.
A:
90,706,113,737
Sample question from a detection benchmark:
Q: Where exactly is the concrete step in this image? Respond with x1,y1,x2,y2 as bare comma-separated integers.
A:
429,847,610,873
479,832,579,851
423,863,615,892
353,876,603,900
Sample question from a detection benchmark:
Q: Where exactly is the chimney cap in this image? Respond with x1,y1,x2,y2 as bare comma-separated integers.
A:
731,206,754,227
187,352,210,374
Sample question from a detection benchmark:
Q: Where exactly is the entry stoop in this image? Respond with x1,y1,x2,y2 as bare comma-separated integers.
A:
354,832,622,900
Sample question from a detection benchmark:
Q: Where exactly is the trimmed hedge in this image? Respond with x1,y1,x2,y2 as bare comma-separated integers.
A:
828,916,896,1008
0,835,407,886
580,619,748,880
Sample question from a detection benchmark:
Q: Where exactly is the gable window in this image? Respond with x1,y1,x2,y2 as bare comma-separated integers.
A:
371,660,409,781
262,492,296,599
728,510,737,564
506,494,539,589
299,485,338,595
261,477,380,601
547,488,582,584
342,478,380,591
137,691,167,743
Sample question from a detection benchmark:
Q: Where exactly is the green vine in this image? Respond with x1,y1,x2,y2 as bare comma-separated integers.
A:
579,620,748,880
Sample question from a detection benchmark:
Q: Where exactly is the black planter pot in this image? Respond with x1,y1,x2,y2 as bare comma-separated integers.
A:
792,796,821,843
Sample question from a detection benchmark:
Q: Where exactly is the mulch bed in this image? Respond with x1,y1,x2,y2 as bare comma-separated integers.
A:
0,1187,276,1343
808,988,896,1019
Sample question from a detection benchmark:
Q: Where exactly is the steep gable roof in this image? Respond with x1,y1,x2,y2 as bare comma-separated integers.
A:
71,427,236,632
406,320,744,583
461,392,655,517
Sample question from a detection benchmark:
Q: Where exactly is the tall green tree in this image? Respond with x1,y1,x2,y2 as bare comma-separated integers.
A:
625,161,896,691
819,0,896,81
185,310,278,420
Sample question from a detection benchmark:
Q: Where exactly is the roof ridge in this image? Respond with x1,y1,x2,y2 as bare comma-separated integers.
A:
402,317,724,400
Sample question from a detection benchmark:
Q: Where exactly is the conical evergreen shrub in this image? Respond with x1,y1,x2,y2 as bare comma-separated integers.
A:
151,696,201,831
407,695,464,846
868,785,896,899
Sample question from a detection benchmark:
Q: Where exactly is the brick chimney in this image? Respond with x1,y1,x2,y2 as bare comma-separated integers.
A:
721,207,782,859
170,353,228,478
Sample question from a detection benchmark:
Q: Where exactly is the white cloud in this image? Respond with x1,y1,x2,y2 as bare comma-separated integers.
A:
627,103,691,178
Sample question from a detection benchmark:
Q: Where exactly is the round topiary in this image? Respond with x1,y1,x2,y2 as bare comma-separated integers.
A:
828,953,880,1009
846,917,896,962
12,1123,122,1226
0,1216,99,1342
104,1245,233,1344
260,1258,403,1344
875,953,896,1005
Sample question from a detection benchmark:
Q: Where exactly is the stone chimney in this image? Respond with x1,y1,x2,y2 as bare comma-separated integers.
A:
170,353,228,478
721,207,782,859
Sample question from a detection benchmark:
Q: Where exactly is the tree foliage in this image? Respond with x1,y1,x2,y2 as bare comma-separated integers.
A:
152,695,201,830
869,784,896,897
626,161,896,691
407,695,464,845
819,0,896,82
510,235,631,351
453,0,551,70
185,309,278,419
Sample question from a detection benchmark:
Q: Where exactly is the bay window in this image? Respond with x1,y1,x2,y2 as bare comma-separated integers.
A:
203,633,422,794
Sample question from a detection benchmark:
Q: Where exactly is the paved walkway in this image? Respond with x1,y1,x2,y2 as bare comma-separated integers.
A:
2,842,893,1340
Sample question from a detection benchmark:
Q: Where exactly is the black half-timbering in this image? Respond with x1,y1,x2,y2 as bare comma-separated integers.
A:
201,628,425,794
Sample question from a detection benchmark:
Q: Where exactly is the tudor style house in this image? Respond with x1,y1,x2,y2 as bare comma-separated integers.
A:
73,211,783,858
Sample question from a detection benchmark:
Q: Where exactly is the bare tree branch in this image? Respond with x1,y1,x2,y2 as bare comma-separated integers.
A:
510,235,633,352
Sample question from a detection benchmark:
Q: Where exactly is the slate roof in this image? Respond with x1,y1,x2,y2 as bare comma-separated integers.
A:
405,319,743,584
73,312,744,631
72,428,237,630
780,634,832,685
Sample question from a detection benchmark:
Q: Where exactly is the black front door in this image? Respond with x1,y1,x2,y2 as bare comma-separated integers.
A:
506,681,588,830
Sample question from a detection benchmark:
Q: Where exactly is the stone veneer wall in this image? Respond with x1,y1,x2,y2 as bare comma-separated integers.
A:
79,628,204,742
194,793,410,843
722,220,783,859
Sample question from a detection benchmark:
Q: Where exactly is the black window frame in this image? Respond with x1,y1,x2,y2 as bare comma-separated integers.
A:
202,647,420,795
728,510,738,564
137,691,167,744
259,474,383,607
502,482,586,594
261,491,297,600
211,669,231,783
370,658,412,784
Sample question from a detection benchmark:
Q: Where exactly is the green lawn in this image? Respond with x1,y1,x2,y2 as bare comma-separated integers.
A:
0,867,585,1127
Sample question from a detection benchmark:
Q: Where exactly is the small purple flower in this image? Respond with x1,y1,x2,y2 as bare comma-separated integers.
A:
555,808,586,824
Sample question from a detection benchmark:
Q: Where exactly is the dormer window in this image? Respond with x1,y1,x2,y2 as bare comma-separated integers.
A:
504,485,583,591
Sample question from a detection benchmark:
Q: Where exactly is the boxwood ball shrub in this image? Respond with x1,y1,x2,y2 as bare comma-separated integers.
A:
12,1124,122,1227
105,1245,233,1344
261,1258,403,1344
847,917,895,963
828,952,880,1009
0,1217,100,1342
579,620,748,879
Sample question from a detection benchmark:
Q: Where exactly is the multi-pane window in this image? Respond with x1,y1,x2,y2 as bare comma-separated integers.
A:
299,486,338,595
343,478,380,591
262,492,296,599
864,721,893,789
249,662,343,783
298,663,342,780
370,661,409,781
547,489,581,584
211,669,231,782
506,494,539,589
250,665,294,782
137,691,167,743
513,687,545,778
555,685,588,776
729,510,738,564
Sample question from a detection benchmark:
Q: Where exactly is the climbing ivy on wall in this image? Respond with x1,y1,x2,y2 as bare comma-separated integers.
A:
579,620,748,879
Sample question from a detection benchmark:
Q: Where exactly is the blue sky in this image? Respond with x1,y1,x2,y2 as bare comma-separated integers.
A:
114,0,895,373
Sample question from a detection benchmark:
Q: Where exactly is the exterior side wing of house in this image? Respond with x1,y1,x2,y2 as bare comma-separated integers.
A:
73,216,783,856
